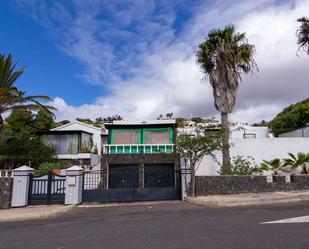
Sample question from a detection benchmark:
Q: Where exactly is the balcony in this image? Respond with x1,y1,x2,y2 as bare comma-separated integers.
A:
103,144,174,154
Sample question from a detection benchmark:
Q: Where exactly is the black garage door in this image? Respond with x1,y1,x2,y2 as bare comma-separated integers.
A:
109,164,138,189
83,163,181,203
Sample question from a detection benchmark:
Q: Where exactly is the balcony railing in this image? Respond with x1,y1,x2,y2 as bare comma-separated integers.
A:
103,144,174,154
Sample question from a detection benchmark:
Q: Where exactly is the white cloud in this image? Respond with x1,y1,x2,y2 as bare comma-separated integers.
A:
15,0,309,123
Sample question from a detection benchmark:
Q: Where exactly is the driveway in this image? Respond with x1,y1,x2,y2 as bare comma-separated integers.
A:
1,201,309,249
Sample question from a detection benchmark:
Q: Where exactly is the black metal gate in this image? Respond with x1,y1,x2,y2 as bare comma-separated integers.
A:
83,163,181,203
28,172,66,205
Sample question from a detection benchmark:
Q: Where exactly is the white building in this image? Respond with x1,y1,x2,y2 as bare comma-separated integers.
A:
41,121,108,168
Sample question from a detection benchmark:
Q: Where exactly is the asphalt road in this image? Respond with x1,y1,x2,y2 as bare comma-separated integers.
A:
1,201,309,249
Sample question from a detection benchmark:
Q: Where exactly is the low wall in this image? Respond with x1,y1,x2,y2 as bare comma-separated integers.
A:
195,175,309,195
0,178,12,209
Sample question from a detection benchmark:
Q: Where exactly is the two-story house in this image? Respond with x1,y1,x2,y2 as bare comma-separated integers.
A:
83,119,181,202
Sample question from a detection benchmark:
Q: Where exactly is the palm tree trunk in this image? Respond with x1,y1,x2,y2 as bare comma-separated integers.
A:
221,112,231,174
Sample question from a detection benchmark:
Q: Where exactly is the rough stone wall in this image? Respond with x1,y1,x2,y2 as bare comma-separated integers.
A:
0,178,12,209
195,175,309,196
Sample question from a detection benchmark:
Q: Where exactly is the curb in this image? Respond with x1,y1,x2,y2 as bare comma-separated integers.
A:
0,205,75,222
185,193,309,207
79,200,181,208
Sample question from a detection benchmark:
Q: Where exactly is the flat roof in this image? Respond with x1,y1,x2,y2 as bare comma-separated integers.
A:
112,119,176,125
105,119,176,129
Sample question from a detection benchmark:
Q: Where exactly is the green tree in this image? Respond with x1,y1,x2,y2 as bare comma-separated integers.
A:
196,25,257,174
56,120,70,127
76,118,94,125
34,110,55,130
0,54,56,129
297,17,309,55
269,98,309,136
5,109,35,136
175,131,222,196
283,152,309,174
0,136,56,168
0,109,56,168
191,117,202,123
176,117,186,127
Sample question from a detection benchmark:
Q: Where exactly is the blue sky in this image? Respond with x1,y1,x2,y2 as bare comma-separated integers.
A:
1,0,308,122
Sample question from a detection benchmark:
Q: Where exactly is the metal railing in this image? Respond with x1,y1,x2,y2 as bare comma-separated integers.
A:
0,170,13,178
102,144,174,154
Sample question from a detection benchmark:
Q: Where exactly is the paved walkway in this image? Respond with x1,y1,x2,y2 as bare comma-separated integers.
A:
0,205,74,222
186,190,309,207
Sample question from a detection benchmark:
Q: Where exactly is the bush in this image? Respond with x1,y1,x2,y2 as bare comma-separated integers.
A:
37,162,58,175
219,155,260,175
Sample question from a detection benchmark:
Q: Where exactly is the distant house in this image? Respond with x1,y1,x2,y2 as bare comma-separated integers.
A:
40,121,108,168
229,123,270,139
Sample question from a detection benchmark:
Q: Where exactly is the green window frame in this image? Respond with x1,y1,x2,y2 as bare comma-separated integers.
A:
142,127,174,144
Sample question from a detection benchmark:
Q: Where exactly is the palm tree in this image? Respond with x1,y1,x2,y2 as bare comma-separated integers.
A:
283,152,309,174
0,54,56,129
196,25,257,174
260,159,282,175
296,17,309,55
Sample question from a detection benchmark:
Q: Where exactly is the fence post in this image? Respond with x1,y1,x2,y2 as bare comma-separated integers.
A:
65,166,84,205
11,166,35,207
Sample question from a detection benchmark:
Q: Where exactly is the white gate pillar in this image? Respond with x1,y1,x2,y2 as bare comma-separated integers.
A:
65,166,84,205
11,166,35,207
180,157,191,201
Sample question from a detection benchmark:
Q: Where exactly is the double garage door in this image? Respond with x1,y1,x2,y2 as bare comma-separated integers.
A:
109,163,176,189
83,163,180,203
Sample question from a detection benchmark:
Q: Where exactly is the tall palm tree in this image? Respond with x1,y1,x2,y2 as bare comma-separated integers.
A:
0,54,56,129
283,152,309,174
297,17,309,55
196,25,257,174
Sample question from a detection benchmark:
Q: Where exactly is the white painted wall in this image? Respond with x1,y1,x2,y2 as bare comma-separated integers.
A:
196,138,309,176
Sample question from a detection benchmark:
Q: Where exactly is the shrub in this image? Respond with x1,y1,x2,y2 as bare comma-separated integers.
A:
219,155,260,175
37,162,58,175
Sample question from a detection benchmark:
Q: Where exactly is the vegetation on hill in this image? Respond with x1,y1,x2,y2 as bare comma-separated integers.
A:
269,98,309,136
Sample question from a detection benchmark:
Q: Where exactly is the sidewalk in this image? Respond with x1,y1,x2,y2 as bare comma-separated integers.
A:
186,190,309,207
0,205,74,222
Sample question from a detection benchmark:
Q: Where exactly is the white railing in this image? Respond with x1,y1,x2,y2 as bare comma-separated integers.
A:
0,170,13,178
102,144,174,154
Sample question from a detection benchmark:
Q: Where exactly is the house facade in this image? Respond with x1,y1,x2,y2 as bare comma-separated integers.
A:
41,121,108,169
82,119,181,202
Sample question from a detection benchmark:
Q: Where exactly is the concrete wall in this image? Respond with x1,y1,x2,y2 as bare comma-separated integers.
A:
195,175,309,195
279,127,309,138
196,138,309,175
0,178,12,209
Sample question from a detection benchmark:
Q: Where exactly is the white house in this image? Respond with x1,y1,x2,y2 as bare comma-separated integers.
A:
41,121,108,168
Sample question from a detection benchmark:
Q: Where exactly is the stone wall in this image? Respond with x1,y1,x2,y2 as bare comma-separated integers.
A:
195,175,309,196
0,178,12,209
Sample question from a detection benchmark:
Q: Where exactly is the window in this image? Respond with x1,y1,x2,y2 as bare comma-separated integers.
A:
144,130,170,144
113,130,139,144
